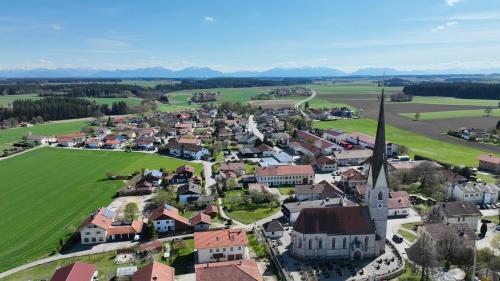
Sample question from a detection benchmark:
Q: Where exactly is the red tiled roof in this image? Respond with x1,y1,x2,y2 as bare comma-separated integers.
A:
424,223,478,242
341,168,366,181
477,154,500,164
179,138,202,145
294,207,374,235
194,229,248,249
88,208,113,230
220,162,245,172
150,206,190,226
191,212,212,226
388,197,412,209
316,155,335,165
256,165,314,177
107,220,144,236
195,260,263,281
203,205,219,215
176,165,195,174
132,261,175,281
50,262,96,281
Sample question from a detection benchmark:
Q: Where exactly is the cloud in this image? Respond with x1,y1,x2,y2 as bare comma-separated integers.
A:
204,16,214,22
432,21,458,32
50,24,62,30
445,0,460,6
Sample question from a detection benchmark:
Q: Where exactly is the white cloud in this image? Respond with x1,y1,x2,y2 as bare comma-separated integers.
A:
432,21,458,32
204,16,214,22
445,0,460,6
50,24,62,30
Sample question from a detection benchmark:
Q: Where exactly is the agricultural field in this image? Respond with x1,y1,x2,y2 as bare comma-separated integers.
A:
117,79,179,87
0,120,89,151
0,147,202,272
313,118,499,167
409,96,499,107
0,94,40,106
309,83,402,95
399,108,500,120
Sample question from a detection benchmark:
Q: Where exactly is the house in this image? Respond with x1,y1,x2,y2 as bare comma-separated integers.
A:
143,169,163,186
339,168,366,188
440,169,468,185
150,204,191,233
256,143,274,157
80,208,143,244
333,149,372,166
50,262,97,281
172,165,195,183
295,180,344,202
95,127,111,137
104,139,123,149
296,130,342,154
419,223,478,247
289,141,321,158
255,165,314,186
282,198,344,224
477,154,500,174
388,160,443,172
19,122,33,128
431,202,482,230
447,182,500,205
262,220,284,239
203,205,219,218
346,132,398,156
132,262,175,281
194,229,249,263
248,183,271,194
135,136,156,151
190,212,212,231
165,141,183,157
195,260,263,281
177,182,203,204
388,191,412,217
316,155,337,172
323,129,349,143
220,162,245,177
179,138,202,146
85,138,103,149
26,135,56,145
183,143,210,160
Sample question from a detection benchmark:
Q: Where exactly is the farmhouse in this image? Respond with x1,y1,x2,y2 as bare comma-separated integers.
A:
346,132,398,156
296,130,342,154
195,260,263,281
419,223,477,247
190,212,212,231
150,204,191,233
255,165,314,186
194,229,249,263
388,191,412,217
295,180,344,201
477,154,500,174
339,168,366,188
323,129,349,143
50,262,97,281
26,135,56,145
177,182,203,204
171,165,195,183
431,201,482,230
132,262,175,281
79,208,144,244
333,149,372,166
316,155,337,172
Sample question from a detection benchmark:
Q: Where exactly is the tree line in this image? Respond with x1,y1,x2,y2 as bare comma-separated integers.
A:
403,82,500,100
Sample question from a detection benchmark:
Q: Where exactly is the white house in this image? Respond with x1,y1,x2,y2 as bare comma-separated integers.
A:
177,183,202,204
431,202,482,231
262,220,284,239
149,204,191,233
183,144,210,160
194,229,249,263
255,165,314,186
447,182,500,205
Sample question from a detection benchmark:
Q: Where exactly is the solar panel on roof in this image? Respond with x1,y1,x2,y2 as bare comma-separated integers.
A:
102,208,115,218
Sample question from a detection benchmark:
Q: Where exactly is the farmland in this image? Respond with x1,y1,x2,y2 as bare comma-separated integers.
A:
0,147,202,272
84,97,144,106
0,94,40,106
313,118,499,167
0,120,89,151
409,96,499,107
399,108,500,120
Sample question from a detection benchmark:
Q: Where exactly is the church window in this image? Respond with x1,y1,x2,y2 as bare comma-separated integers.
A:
332,238,336,249
378,191,383,200
308,239,312,249
343,238,347,249
365,236,369,251
318,238,323,249
298,239,302,249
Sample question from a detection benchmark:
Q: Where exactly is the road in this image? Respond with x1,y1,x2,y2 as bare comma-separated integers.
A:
294,89,317,109
247,115,264,141
386,210,422,258
193,160,215,196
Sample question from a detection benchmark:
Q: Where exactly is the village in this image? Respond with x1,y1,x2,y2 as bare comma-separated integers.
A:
4,90,499,281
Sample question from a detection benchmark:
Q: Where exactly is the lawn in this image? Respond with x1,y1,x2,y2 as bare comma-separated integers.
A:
0,94,40,106
483,215,500,225
276,186,295,196
398,229,417,242
225,207,280,225
248,233,267,258
313,118,499,167
0,147,202,272
0,120,89,151
410,96,499,107
399,108,500,120
167,238,194,274
477,173,498,184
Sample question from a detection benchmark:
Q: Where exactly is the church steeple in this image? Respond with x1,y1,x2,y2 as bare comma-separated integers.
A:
370,89,389,188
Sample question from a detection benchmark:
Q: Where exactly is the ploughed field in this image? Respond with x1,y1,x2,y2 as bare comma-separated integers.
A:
0,147,202,272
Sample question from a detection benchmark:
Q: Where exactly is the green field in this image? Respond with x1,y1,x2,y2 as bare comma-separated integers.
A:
117,79,179,87
399,108,500,120
410,96,499,107
0,120,89,150
0,94,41,106
84,97,144,106
309,83,402,95
313,119,499,167
0,148,202,272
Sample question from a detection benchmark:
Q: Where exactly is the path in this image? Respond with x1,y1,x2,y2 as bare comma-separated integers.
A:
0,143,47,161
247,115,264,141
192,160,215,196
294,89,317,109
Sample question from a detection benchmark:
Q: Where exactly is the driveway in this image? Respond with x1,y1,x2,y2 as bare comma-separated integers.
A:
248,115,264,141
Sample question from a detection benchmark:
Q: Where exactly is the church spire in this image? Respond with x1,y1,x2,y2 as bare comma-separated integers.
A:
370,89,388,187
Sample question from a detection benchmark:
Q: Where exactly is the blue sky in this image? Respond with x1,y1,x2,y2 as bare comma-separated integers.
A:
1,0,500,71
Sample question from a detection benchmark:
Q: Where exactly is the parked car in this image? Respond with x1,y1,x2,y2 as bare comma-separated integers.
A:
496,225,500,231
392,234,403,244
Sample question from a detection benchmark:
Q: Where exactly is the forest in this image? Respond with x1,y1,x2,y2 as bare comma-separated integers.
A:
403,82,500,100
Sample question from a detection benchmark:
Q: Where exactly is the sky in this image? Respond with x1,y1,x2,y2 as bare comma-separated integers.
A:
1,0,500,72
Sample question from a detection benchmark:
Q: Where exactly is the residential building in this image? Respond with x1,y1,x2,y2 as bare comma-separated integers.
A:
295,180,344,202
255,165,314,186
195,260,263,281
262,220,284,239
194,229,248,263
431,202,482,230
339,168,366,188
316,155,337,172
388,191,412,217
346,132,398,156
333,149,372,166
420,223,477,247
297,130,342,154
447,182,500,205
132,262,175,281
323,129,349,143
190,212,212,231
50,262,97,281
177,183,203,204
150,205,191,233
248,183,270,194
477,154,500,174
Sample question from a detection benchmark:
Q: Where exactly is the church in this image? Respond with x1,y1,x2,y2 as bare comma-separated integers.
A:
290,90,390,260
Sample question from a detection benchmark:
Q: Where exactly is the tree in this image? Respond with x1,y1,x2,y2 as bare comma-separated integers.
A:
304,101,310,109
407,232,439,281
153,190,173,207
414,112,421,121
485,107,492,117
124,202,139,222
480,222,488,237
452,246,475,279
437,229,461,264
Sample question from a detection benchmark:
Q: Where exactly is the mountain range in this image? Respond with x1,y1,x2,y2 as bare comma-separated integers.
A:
1,66,499,78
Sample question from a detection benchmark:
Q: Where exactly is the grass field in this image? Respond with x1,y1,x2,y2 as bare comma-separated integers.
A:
0,147,202,272
398,229,417,242
225,207,280,225
84,97,144,106
0,94,41,106
0,120,89,151
399,108,500,120
313,119,499,167
117,79,179,87
309,83,402,95
410,96,499,107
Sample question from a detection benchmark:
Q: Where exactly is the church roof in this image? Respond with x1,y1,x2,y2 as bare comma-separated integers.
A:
293,206,375,235
369,89,389,188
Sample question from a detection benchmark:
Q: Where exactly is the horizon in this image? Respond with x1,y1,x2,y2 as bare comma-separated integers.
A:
2,0,500,72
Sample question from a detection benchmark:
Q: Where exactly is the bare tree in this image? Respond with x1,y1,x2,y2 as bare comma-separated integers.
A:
407,232,440,281
437,229,461,264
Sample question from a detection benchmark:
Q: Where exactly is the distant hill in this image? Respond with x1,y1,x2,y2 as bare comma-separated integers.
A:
1,66,499,78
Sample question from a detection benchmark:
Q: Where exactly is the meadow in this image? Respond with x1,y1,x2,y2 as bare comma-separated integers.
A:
399,108,500,120
409,96,499,107
0,147,202,272
0,120,89,151
0,94,40,106
313,118,499,167
309,83,402,95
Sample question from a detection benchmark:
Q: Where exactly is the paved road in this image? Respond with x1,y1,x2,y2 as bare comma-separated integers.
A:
386,210,422,258
193,160,215,196
294,89,317,109
247,115,264,141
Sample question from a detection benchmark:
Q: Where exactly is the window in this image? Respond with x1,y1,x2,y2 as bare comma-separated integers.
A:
223,248,226,252
210,249,213,253
238,246,241,250
84,238,89,242
332,238,336,249
378,191,383,200
298,239,302,249
309,239,313,249
216,248,219,252
230,247,233,251
318,238,323,249
343,238,347,249
365,237,369,252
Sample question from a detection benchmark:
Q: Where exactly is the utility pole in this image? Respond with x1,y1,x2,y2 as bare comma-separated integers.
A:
471,239,477,281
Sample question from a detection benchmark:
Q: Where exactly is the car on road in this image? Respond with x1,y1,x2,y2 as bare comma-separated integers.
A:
392,234,403,244
496,225,500,231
